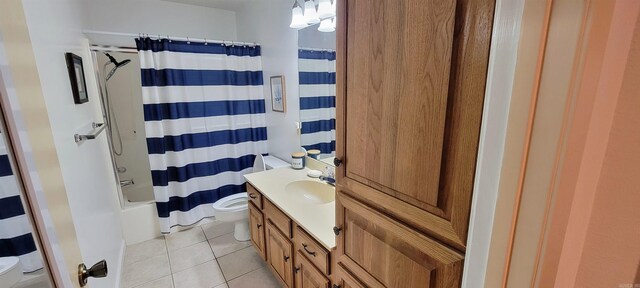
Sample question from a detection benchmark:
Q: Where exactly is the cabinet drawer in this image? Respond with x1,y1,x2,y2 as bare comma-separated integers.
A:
294,225,330,275
247,183,263,209
264,199,292,238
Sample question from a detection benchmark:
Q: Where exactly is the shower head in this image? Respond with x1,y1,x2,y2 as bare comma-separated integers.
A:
105,53,131,68
104,53,131,81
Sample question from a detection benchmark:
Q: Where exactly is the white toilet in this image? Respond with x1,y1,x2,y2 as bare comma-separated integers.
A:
0,257,22,288
212,155,289,241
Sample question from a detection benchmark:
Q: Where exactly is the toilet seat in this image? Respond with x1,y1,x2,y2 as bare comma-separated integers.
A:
212,192,248,213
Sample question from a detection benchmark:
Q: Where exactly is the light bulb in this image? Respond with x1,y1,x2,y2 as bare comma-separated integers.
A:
317,0,335,18
331,0,336,15
290,2,308,29
318,18,335,32
304,0,320,25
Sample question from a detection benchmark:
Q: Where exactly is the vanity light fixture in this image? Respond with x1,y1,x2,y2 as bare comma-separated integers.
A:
290,1,308,29
304,0,321,25
318,18,335,32
317,0,335,18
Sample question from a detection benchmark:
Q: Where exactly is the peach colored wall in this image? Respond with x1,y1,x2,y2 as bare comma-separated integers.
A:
538,1,640,287
573,10,640,287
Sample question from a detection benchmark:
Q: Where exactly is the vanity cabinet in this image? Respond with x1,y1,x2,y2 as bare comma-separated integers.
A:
247,184,334,288
294,251,330,288
248,202,266,260
266,221,294,288
334,0,495,286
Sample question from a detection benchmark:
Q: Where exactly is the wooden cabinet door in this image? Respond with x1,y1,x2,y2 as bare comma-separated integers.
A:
248,202,266,261
336,0,495,250
294,252,330,288
266,221,294,288
334,264,370,288
335,194,464,288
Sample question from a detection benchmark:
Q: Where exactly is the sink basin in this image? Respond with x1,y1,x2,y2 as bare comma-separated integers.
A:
0,257,22,288
285,180,335,204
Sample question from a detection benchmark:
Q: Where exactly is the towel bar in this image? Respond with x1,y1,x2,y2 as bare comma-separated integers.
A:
74,122,106,143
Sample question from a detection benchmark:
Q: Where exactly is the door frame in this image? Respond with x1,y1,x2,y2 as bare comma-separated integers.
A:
0,0,84,286
461,0,526,285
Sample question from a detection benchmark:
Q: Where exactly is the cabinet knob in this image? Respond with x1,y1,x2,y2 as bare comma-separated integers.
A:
333,285,341,288
284,255,290,262
295,266,300,273
257,223,262,229
249,193,257,199
333,157,343,167
333,226,342,236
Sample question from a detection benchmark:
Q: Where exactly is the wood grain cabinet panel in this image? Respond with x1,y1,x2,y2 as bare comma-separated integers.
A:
264,199,293,238
248,202,266,261
295,252,330,288
294,225,330,275
266,221,294,288
335,194,464,288
337,0,495,250
247,184,263,209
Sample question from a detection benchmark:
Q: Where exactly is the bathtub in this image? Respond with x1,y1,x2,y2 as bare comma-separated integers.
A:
119,182,161,245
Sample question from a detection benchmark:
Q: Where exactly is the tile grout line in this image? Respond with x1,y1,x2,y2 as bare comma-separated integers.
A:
217,246,267,283
164,236,176,288
205,225,231,287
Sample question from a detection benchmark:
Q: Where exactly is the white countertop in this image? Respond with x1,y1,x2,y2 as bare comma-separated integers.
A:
244,167,336,250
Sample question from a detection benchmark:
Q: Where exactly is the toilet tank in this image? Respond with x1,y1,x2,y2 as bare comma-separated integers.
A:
263,156,290,170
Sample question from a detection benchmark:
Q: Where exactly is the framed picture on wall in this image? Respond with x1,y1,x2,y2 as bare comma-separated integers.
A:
65,52,89,104
270,76,286,112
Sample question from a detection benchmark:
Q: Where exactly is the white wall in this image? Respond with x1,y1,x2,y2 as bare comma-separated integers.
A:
236,0,301,160
85,0,238,47
20,0,125,287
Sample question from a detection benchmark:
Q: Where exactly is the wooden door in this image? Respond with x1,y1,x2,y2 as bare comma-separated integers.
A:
334,0,495,286
336,0,495,251
294,252,330,288
336,194,464,287
266,221,294,288
248,202,266,260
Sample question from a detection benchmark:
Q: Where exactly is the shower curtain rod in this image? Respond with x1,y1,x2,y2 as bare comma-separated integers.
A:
83,30,260,47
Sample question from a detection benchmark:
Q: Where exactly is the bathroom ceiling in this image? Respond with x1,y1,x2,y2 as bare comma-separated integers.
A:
161,0,258,11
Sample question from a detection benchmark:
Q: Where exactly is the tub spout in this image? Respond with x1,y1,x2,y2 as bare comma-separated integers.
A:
120,179,134,187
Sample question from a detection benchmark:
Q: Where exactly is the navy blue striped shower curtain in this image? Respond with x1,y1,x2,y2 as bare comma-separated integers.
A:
298,49,336,157
136,38,268,233
0,136,42,272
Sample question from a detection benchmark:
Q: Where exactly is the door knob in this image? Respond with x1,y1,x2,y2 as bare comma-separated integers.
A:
333,157,343,167
78,260,108,287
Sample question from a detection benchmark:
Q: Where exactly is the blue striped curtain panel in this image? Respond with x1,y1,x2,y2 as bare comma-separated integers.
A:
298,49,336,158
0,136,43,272
136,38,268,233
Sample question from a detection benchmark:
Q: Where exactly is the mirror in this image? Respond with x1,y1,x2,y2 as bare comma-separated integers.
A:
297,24,336,166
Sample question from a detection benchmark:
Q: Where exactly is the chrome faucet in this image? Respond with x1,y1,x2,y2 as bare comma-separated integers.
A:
319,166,336,186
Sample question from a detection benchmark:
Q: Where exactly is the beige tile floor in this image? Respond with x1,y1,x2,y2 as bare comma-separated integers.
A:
122,220,281,288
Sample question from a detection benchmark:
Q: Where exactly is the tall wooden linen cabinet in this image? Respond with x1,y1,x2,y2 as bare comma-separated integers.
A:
333,0,495,287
